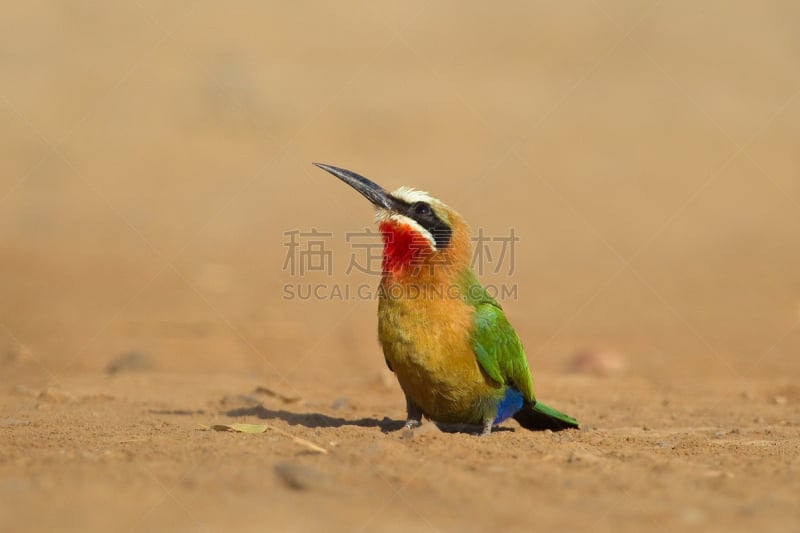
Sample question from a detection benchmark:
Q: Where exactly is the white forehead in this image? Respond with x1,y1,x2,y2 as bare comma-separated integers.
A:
390,186,434,205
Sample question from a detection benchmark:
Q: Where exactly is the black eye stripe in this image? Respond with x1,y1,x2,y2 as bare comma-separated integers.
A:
408,203,451,249
389,195,453,249
427,220,452,249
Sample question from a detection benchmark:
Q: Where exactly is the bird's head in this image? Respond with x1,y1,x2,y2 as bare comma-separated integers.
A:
315,163,471,277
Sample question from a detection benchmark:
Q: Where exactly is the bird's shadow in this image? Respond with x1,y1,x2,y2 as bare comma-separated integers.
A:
224,405,403,433
223,405,512,435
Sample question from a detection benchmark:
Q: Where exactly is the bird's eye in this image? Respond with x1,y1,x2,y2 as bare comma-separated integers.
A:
413,202,432,216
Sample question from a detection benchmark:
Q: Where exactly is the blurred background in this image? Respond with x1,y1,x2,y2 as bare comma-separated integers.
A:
2,0,799,390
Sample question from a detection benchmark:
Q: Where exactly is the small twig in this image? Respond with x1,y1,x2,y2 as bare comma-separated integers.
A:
267,425,328,455
253,386,303,404
199,422,328,454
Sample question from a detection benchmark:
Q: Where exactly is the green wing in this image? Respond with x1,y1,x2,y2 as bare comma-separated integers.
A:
463,273,535,401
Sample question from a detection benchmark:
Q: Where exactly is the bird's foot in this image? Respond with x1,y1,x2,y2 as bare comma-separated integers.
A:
403,396,423,431
403,419,422,430
479,419,493,437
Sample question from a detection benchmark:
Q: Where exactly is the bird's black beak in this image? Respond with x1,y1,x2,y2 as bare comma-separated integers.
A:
314,163,397,211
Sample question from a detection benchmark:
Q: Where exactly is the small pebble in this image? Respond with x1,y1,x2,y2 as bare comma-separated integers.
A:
105,350,153,375
274,462,325,491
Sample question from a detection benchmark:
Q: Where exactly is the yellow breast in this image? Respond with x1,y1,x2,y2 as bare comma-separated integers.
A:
377,279,498,424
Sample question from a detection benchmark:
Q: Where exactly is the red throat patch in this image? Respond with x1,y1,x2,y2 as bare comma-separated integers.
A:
379,221,433,274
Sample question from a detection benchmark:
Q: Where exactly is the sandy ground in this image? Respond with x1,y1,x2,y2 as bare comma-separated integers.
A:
2,2,800,532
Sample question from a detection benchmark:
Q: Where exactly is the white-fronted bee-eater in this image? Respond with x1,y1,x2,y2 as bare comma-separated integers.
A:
315,163,579,435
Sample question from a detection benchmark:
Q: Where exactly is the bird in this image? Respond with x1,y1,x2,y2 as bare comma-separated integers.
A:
315,163,579,435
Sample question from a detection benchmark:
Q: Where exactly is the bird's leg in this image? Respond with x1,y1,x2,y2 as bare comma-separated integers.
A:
404,394,423,429
480,418,493,437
